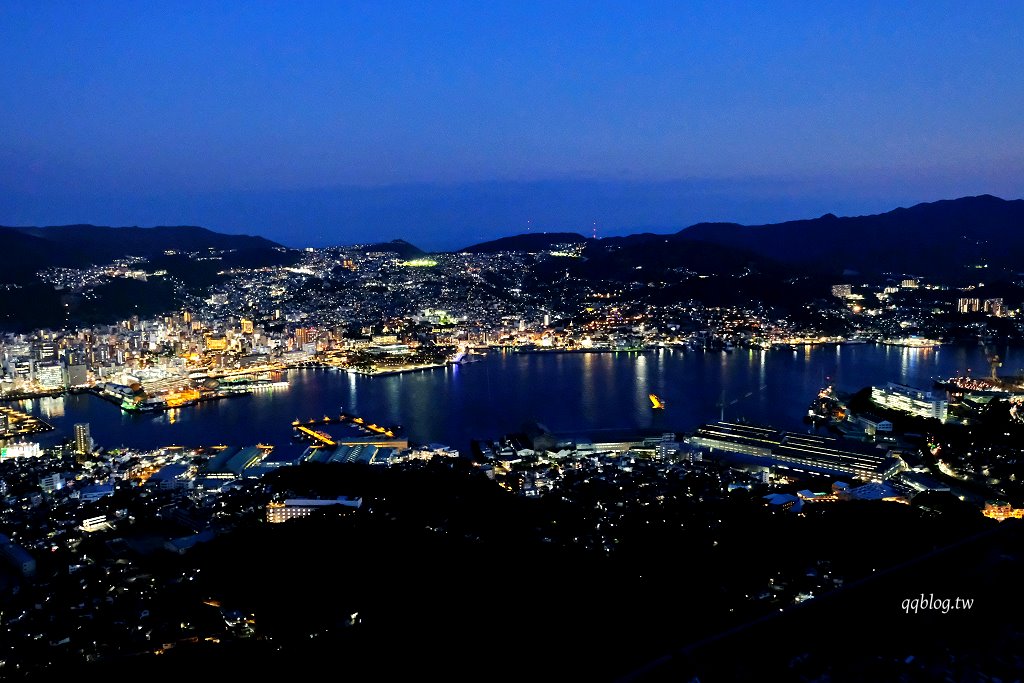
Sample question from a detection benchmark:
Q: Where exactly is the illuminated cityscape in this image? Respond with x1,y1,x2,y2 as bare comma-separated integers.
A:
3,3,1024,682
0,215,1019,679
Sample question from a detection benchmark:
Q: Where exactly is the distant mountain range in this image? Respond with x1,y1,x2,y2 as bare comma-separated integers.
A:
457,195,1024,280
360,239,427,259
678,194,1024,278
4,194,1022,288
0,224,284,282
458,232,592,254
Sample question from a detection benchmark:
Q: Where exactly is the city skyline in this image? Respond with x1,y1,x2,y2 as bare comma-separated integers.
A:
3,3,1024,679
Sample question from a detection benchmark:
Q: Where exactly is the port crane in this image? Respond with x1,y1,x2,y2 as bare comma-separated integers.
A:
986,349,1002,382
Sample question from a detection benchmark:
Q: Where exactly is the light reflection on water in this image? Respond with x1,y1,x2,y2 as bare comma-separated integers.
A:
12,344,1020,453
634,353,649,412
37,397,64,420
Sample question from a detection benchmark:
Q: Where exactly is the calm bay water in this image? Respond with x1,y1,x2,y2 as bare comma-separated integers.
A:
15,345,1023,454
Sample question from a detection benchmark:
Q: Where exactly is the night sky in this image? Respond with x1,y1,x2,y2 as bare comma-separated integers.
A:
2,2,1023,250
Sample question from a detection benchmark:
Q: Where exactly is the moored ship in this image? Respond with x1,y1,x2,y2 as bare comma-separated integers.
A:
881,336,941,348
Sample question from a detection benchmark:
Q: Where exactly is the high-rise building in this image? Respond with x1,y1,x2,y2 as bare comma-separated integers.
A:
74,423,92,455
35,362,64,389
241,318,254,334
957,298,981,314
64,364,88,387
984,298,1004,317
34,341,58,361
831,284,852,299
294,327,314,349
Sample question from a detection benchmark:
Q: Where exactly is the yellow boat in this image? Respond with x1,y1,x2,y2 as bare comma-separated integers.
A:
649,393,665,409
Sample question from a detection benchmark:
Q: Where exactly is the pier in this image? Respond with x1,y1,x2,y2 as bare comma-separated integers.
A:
0,405,55,439
291,413,407,449
294,425,336,447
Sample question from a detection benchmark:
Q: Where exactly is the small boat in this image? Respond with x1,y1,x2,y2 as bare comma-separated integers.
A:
649,393,665,409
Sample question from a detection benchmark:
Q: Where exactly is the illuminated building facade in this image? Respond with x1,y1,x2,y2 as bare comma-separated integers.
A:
266,496,363,523
39,472,63,493
205,334,228,351
831,284,852,299
982,501,1024,521
74,423,91,455
1,443,42,459
871,382,948,422
294,327,313,349
957,297,981,314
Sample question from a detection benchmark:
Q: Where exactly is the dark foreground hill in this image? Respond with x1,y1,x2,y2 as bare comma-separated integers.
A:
32,462,1006,683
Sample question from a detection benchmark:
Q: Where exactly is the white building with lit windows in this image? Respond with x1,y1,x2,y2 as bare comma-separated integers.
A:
266,496,363,523
871,382,947,422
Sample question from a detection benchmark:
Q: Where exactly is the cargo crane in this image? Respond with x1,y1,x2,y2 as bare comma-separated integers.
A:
990,353,1002,381
982,341,1002,382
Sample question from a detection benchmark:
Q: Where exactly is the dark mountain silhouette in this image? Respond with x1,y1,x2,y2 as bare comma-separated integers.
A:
557,236,831,317
451,195,1024,281
577,234,781,279
9,224,281,260
0,223,288,284
459,231,592,253
0,227,81,282
0,224,296,330
359,239,426,259
678,195,1024,278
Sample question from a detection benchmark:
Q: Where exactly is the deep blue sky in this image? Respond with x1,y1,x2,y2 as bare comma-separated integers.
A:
2,2,1022,250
